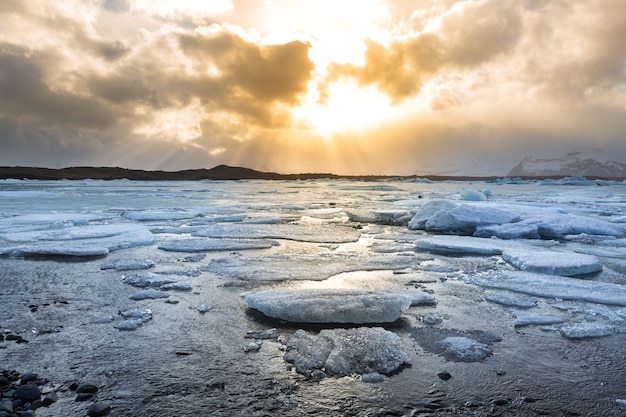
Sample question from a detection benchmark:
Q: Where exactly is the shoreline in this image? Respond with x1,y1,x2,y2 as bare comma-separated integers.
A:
1,165,624,182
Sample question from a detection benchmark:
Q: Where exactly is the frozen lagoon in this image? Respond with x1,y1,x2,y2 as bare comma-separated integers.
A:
1,178,626,416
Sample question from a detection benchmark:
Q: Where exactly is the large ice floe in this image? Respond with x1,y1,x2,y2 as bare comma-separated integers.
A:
408,199,626,240
0,214,156,257
415,235,603,276
474,271,626,306
205,253,419,282
244,289,413,323
284,327,409,379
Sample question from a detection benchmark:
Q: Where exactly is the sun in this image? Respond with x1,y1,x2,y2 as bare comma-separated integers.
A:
291,80,400,137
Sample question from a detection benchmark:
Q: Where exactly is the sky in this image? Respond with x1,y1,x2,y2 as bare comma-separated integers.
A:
0,0,625,175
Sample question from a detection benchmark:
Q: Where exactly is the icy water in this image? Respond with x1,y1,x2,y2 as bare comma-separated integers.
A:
1,178,626,416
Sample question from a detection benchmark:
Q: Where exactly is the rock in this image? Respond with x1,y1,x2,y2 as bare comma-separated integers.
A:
87,402,112,416
43,391,58,406
0,376,9,387
76,383,99,394
15,384,41,401
0,400,13,414
75,393,94,402
19,373,38,385
437,371,452,381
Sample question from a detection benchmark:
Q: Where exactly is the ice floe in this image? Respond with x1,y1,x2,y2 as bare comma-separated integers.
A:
101,259,155,271
284,327,409,378
415,235,602,276
510,310,568,327
438,337,492,362
114,307,153,331
158,238,279,252
484,292,537,308
408,199,626,240
205,254,417,282
474,271,626,306
129,288,170,300
244,289,413,323
502,250,602,276
559,323,614,339
192,223,361,244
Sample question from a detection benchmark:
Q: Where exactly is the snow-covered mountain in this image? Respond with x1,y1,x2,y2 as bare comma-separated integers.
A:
508,150,626,178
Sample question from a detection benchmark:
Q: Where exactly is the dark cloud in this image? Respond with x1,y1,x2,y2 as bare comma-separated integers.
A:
0,44,119,129
88,29,314,127
178,31,314,104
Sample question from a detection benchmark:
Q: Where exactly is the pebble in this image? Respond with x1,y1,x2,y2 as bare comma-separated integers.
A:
15,385,41,402
87,402,111,416
436,371,452,381
0,370,58,417
0,370,107,417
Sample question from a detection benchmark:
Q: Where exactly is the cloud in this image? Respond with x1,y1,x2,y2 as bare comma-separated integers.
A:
0,44,120,129
325,0,523,102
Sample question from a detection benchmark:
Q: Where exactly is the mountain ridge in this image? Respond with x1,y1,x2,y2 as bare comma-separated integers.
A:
0,162,624,181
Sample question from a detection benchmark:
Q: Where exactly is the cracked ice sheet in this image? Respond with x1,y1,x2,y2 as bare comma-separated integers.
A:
192,223,361,244
474,271,626,307
2,226,156,257
203,253,419,282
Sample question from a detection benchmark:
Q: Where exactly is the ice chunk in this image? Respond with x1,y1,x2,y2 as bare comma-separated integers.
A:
119,307,153,322
158,238,279,252
475,271,626,306
129,288,169,300
12,243,110,257
438,337,491,362
460,189,487,201
101,259,154,271
484,292,537,308
474,222,540,239
526,213,626,239
284,327,409,378
408,200,457,230
244,289,413,323
159,282,192,292
114,307,153,331
421,313,443,325
196,303,211,313
113,320,142,331
408,291,438,306
415,235,504,255
361,372,385,383
122,273,177,288
424,204,519,235
559,323,614,339
502,249,602,276
511,310,568,327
